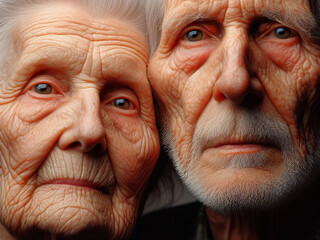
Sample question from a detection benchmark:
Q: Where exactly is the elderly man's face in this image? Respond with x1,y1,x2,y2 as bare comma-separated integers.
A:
0,2,159,239
149,0,320,212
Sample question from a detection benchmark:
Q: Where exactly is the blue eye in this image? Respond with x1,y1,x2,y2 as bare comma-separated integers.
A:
34,83,53,94
185,30,203,42
113,98,131,109
274,27,291,39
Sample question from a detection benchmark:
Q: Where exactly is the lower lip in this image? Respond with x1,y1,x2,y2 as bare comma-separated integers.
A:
47,180,100,190
216,144,263,155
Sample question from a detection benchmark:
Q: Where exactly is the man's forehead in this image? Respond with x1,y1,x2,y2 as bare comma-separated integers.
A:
164,0,311,18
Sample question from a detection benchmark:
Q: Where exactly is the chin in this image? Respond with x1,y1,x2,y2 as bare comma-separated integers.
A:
13,185,118,240
182,165,308,214
173,149,310,214
16,209,115,240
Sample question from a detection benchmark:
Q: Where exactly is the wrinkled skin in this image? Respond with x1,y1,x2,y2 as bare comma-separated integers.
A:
0,2,159,239
149,0,320,239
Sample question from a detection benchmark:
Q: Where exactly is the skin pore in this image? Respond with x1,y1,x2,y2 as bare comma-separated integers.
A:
0,1,159,239
149,0,320,239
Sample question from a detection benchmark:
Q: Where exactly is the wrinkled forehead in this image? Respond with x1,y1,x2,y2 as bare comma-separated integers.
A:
164,0,312,22
17,1,147,41
14,1,149,63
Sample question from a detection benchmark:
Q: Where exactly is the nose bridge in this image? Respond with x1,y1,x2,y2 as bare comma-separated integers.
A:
77,88,105,141
213,26,251,103
59,88,106,153
78,89,102,126
224,27,249,76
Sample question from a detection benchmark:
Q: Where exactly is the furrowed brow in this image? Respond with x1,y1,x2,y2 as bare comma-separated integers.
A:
163,11,212,33
161,11,213,46
161,10,213,46
261,9,318,40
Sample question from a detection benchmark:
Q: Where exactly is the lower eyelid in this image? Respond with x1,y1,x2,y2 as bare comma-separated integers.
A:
24,83,66,99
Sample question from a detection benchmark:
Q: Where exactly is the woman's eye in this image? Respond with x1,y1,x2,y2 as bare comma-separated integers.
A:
185,29,204,42
273,27,292,39
33,83,53,94
113,98,131,110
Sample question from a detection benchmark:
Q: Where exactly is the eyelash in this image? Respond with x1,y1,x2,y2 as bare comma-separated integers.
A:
25,80,65,99
111,97,135,110
181,26,207,40
179,22,298,41
257,23,298,39
176,26,220,51
104,90,139,114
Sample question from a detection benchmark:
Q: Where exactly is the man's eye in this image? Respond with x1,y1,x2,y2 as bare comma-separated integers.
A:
33,83,53,94
274,27,292,39
113,98,131,110
185,30,203,42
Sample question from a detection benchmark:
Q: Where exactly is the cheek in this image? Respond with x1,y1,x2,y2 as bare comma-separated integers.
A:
172,45,212,75
262,71,297,119
0,102,67,182
259,39,302,71
107,115,144,143
15,94,63,122
169,118,195,165
150,54,218,165
154,46,215,121
104,113,159,191
257,59,314,151
151,43,214,105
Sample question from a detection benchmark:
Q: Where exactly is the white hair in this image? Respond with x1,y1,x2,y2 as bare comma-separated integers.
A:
159,105,315,214
0,0,164,71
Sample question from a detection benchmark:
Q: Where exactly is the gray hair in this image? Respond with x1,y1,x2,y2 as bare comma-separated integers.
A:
309,0,320,36
0,0,164,71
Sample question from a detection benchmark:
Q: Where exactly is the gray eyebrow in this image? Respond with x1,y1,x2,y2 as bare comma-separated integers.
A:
162,11,213,36
261,9,318,40
161,5,319,44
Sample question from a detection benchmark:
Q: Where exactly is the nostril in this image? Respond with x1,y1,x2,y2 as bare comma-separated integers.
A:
69,141,82,149
242,92,263,108
90,143,105,155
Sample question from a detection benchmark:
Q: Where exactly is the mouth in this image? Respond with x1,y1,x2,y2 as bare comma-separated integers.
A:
43,179,112,194
215,143,263,155
204,137,277,155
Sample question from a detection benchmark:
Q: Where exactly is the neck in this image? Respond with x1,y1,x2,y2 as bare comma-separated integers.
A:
205,207,259,240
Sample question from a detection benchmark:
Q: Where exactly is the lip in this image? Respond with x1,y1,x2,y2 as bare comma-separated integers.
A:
215,144,263,155
43,179,109,193
203,136,277,154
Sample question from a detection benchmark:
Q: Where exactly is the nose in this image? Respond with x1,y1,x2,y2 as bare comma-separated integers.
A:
59,91,106,153
213,29,262,105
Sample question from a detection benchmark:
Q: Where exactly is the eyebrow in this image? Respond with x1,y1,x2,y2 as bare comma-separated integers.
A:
163,11,212,34
162,5,318,42
161,10,214,47
261,9,318,39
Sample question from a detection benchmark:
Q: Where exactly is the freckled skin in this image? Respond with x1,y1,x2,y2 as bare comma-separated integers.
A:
0,2,159,240
150,0,320,238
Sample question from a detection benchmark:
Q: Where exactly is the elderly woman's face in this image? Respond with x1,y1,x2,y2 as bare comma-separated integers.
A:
0,2,159,239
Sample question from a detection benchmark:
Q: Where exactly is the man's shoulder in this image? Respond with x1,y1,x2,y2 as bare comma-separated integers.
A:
142,201,201,223
132,201,201,240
